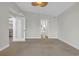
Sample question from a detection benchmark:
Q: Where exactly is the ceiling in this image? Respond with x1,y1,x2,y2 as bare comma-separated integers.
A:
16,2,75,17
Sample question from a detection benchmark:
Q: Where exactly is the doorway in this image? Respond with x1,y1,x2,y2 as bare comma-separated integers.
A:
9,16,25,42
41,19,48,40
9,17,13,42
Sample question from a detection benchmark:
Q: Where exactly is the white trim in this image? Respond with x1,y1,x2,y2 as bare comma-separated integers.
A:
13,39,25,42
26,37,58,39
48,37,58,39
0,44,9,51
26,37,41,39
26,37,40,39
59,38,79,50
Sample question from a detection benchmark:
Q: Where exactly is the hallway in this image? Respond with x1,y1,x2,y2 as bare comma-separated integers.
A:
0,39,79,56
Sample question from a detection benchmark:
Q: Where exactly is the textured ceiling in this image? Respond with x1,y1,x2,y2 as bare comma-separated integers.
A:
16,2,75,16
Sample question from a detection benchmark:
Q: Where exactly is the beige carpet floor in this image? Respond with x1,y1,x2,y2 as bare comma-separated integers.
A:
0,39,79,56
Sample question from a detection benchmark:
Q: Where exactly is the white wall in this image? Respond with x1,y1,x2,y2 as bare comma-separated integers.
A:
9,2,23,16
0,3,9,51
58,3,79,49
24,12,58,39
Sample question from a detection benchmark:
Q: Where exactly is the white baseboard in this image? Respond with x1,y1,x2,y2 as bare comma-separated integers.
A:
13,39,25,42
25,37,58,39
0,44,9,51
59,38,79,50
48,37,58,39
26,37,40,39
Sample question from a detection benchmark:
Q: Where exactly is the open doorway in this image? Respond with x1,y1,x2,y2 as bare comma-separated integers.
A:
9,16,25,42
9,16,16,42
41,19,48,40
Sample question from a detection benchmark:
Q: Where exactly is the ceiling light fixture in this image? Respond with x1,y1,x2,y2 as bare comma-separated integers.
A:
32,2,48,7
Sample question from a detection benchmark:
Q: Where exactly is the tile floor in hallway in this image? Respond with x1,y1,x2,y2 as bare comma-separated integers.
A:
0,39,79,56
